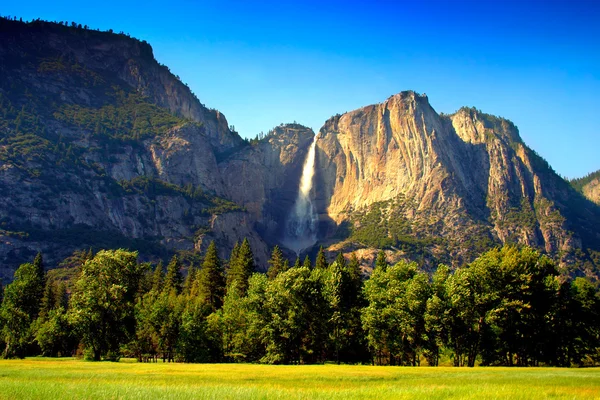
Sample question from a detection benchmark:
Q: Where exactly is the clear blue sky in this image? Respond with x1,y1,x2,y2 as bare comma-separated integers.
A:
3,0,599,178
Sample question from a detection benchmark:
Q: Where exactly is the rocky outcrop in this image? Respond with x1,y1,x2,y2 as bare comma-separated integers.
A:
583,179,600,205
1,19,599,281
0,19,289,278
218,124,315,242
314,91,600,268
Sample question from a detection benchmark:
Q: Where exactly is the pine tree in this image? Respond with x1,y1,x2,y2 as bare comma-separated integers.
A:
267,246,286,280
334,252,347,270
226,238,254,295
316,247,328,269
303,255,312,270
39,280,56,319
375,250,388,272
164,255,183,294
183,264,197,295
54,282,68,310
195,241,225,311
228,242,240,270
33,252,45,283
151,261,164,293
293,257,301,269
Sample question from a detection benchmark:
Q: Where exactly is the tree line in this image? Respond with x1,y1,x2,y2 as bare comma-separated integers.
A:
0,241,598,366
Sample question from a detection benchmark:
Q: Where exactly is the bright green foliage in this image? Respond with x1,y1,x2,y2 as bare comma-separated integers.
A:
423,264,451,366
324,253,368,364
164,255,183,294
194,242,225,311
226,238,255,295
177,295,214,363
315,246,328,269
267,245,287,280
362,261,431,365
33,306,72,357
302,255,312,269
0,259,45,358
208,274,269,362
261,267,329,364
68,249,145,361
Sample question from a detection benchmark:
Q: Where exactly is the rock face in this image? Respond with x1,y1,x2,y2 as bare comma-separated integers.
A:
0,19,312,280
583,179,600,205
1,19,599,281
572,170,600,206
315,92,600,271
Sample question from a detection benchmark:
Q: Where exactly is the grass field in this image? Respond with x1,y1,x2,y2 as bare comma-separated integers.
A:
0,358,599,399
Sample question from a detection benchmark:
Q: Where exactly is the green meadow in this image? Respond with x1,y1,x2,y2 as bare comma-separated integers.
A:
0,359,599,399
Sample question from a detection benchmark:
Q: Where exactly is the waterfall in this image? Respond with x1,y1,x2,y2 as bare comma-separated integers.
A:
283,138,318,255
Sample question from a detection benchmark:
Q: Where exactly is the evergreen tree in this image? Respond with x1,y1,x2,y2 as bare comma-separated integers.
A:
54,282,68,310
315,246,328,269
151,262,164,293
228,242,240,270
226,238,254,295
183,264,197,295
164,255,183,294
335,252,347,270
195,241,226,311
293,257,301,269
303,255,312,270
33,252,45,282
267,246,286,280
375,250,388,272
39,280,56,319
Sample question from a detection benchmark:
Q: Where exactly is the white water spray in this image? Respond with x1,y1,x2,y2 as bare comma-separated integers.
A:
283,138,318,254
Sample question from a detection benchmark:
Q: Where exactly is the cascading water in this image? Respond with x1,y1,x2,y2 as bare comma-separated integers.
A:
283,138,319,255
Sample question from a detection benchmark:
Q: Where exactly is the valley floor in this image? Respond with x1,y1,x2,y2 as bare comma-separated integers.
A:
0,358,598,399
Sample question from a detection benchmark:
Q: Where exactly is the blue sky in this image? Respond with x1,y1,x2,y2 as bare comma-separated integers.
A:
3,0,599,178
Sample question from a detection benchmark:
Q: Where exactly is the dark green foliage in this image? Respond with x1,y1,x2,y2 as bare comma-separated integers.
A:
68,249,146,361
261,267,329,364
349,197,440,253
194,242,225,311
226,238,255,296
53,91,189,142
0,258,45,358
375,250,388,272
1,238,599,366
267,245,287,280
315,246,328,269
164,255,183,295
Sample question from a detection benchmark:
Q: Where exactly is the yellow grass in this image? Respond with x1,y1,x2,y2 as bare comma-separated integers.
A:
0,358,599,399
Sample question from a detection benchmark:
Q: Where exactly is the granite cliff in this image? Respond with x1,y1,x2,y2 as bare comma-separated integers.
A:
314,92,600,274
572,170,600,206
1,18,599,281
0,18,311,280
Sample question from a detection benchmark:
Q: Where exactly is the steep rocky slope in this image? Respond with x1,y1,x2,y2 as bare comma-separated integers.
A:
1,18,599,281
314,92,600,274
0,18,311,280
572,170,600,206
